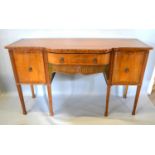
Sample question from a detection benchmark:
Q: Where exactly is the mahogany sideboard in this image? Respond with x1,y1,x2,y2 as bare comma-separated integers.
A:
5,38,153,116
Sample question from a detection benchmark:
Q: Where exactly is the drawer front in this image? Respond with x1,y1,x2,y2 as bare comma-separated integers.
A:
48,53,110,65
112,50,146,84
13,49,46,83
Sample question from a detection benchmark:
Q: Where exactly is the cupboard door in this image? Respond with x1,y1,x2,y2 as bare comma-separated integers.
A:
112,49,146,84
13,49,46,83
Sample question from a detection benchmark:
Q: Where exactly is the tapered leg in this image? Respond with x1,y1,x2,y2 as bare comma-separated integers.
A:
30,84,36,98
104,85,111,117
132,85,142,115
123,85,128,98
47,84,54,116
16,84,27,114
51,72,56,82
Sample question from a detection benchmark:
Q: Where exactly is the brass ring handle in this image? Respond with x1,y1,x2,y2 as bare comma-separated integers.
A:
60,57,64,63
124,67,129,73
28,67,33,72
93,58,97,64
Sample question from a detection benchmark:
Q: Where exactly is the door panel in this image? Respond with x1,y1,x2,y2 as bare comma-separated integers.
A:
112,49,146,84
13,49,46,83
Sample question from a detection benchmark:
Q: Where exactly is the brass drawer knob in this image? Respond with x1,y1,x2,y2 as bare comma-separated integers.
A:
28,67,33,72
59,57,64,63
93,58,97,64
124,67,129,73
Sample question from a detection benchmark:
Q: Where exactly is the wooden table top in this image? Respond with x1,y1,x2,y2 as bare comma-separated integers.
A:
5,38,152,53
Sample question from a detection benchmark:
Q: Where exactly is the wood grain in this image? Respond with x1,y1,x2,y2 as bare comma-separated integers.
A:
43,50,54,116
6,38,153,116
48,64,109,75
112,49,146,84
5,38,152,52
132,52,149,115
9,50,27,114
13,49,46,83
48,53,110,65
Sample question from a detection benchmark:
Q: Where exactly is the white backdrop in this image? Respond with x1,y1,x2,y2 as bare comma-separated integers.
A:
0,29,155,96
0,0,155,154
